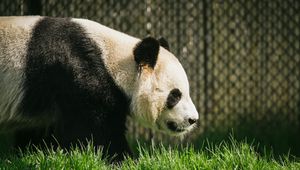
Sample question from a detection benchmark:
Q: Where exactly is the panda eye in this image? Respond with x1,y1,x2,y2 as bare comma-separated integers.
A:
166,88,182,109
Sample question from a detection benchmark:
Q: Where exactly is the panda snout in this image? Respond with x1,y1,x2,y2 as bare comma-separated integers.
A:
188,118,197,125
166,121,184,132
166,117,198,133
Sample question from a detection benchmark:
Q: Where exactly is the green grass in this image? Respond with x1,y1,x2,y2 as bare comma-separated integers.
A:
0,138,299,170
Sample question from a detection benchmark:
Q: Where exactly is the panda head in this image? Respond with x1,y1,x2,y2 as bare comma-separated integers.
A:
131,37,199,136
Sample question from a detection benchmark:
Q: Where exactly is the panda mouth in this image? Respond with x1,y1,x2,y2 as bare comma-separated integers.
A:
166,121,185,133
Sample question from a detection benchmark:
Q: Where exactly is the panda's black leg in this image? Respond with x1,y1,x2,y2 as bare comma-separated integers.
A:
106,134,133,162
54,110,132,162
14,126,57,151
54,114,94,149
14,128,43,150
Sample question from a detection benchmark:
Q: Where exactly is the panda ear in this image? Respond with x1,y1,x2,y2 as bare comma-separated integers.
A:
134,37,160,69
158,37,170,51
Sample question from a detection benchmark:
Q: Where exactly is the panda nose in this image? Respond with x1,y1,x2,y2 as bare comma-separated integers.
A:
188,118,197,125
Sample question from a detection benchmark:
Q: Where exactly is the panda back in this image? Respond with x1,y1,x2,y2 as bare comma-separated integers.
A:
0,17,129,131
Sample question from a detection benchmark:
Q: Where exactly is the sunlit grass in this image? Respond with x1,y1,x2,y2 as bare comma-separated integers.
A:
0,138,299,170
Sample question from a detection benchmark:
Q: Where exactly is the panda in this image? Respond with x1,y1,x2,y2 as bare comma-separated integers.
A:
0,16,199,161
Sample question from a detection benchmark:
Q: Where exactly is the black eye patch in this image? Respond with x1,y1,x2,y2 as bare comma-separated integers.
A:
166,88,182,109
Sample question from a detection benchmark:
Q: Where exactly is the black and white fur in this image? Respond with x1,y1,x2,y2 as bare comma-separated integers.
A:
0,16,198,161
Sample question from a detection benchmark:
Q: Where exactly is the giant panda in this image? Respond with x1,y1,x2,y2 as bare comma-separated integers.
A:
0,16,199,161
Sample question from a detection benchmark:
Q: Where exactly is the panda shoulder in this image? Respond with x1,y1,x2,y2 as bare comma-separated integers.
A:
0,16,42,29
71,18,116,36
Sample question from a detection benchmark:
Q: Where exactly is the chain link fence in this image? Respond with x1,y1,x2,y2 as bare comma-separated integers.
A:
1,0,300,153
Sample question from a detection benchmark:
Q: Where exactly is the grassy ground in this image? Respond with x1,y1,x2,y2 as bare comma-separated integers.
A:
0,138,299,170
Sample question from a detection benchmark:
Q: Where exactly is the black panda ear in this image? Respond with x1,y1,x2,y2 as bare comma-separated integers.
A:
158,37,170,51
134,37,160,69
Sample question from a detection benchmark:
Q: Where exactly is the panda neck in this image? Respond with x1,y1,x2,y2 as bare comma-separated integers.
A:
72,18,139,98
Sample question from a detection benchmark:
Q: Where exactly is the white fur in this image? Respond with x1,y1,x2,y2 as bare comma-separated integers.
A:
72,18,199,135
0,17,199,134
72,18,140,96
0,16,41,130
132,49,199,135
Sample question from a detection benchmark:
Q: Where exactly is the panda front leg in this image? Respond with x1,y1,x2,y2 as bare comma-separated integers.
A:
105,128,133,162
55,108,132,162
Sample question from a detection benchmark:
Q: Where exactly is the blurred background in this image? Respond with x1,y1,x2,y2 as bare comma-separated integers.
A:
1,0,299,157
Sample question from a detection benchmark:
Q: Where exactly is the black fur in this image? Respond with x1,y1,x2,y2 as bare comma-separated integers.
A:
158,37,170,51
16,17,131,161
166,88,182,109
133,37,159,69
